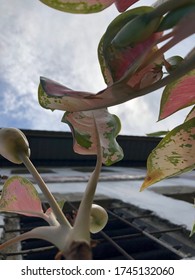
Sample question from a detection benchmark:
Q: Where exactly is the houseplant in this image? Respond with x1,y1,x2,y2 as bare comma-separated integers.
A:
0,0,195,259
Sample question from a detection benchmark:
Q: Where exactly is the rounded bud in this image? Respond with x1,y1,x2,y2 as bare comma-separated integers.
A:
89,204,108,234
0,128,30,164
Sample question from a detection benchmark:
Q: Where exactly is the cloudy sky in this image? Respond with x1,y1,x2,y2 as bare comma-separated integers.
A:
0,0,194,135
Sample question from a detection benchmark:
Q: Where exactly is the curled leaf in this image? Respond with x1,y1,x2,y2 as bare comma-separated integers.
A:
62,108,123,165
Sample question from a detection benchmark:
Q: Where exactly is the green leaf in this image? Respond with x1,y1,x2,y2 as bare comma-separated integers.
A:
157,4,195,31
159,70,195,120
62,109,123,165
39,0,114,13
112,11,161,48
141,118,195,190
164,56,184,73
98,6,158,83
0,176,43,217
146,130,169,137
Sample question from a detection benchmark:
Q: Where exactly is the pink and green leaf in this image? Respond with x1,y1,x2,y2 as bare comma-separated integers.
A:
141,117,195,191
0,176,43,217
39,0,114,13
38,77,101,112
98,7,163,84
62,109,123,165
159,70,195,120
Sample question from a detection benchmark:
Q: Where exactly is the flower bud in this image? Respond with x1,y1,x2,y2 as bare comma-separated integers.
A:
90,204,108,234
0,128,30,164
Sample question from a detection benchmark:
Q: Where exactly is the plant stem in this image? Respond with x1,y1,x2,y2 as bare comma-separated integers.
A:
72,120,102,242
19,153,71,227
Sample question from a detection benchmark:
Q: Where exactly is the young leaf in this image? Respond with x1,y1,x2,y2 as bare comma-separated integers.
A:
98,7,163,84
164,56,184,73
157,4,195,31
0,176,43,217
141,117,195,191
111,12,161,48
39,0,139,13
62,109,123,165
39,0,114,13
159,70,195,120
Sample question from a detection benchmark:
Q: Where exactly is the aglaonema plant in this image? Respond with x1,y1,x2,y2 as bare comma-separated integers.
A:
0,109,122,259
38,0,195,113
1,0,195,260
37,0,195,235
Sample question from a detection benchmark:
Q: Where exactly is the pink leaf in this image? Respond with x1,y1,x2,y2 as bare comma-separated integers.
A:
115,0,140,12
159,70,195,120
0,176,43,217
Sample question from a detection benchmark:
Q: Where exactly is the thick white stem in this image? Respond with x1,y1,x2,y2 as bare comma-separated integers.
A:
72,122,102,242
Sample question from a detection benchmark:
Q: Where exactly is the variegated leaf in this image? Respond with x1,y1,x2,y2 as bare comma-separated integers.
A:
62,109,123,165
38,76,147,112
38,77,100,111
98,7,163,84
141,117,195,190
159,70,195,120
0,176,43,217
39,0,114,13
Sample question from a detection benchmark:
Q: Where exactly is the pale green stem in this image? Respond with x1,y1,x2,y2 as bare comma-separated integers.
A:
73,122,102,242
19,153,71,228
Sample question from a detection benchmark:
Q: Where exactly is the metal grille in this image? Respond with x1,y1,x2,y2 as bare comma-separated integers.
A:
1,199,195,260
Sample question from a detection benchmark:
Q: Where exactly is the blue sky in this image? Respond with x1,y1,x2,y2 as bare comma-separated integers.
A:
0,0,194,135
